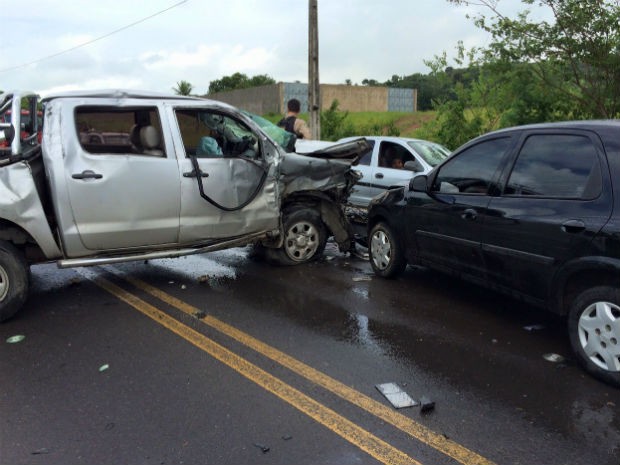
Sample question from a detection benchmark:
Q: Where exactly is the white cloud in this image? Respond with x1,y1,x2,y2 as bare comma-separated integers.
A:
0,0,554,95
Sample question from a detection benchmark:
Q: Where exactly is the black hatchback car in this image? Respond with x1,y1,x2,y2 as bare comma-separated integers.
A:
367,121,620,387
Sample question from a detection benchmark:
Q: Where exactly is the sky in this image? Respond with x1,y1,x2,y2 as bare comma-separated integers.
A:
0,0,547,97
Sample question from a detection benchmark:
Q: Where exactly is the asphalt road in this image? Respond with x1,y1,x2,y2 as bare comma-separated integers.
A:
2,243,619,465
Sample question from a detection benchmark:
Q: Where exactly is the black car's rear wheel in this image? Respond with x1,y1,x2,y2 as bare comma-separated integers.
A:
568,286,620,387
369,222,406,278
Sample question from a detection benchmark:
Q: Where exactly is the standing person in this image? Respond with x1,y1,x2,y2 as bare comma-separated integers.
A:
278,98,311,139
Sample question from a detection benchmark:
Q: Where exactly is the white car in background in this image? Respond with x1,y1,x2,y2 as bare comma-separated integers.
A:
338,136,451,207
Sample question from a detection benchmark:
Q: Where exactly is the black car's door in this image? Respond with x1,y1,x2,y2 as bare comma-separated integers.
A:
482,130,613,302
407,136,514,279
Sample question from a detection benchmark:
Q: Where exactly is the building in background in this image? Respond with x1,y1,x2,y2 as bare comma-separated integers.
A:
207,82,417,115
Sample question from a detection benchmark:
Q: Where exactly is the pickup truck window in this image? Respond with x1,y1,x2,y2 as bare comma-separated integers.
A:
75,107,164,157
505,134,601,199
176,109,259,160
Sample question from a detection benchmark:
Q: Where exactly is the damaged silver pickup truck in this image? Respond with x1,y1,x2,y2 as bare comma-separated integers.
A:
0,90,366,321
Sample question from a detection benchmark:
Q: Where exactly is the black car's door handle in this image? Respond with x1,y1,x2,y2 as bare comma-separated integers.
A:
183,169,209,178
461,208,477,220
375,173,384,179
562,219,586,233
72,170,102,180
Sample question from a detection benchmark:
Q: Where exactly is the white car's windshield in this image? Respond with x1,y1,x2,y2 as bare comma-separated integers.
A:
408,141,450,166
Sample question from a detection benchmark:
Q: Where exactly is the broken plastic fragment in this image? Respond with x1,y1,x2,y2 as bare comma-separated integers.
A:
99,364,110,372
524,324,545,331
376,383,418,408
193,310,206,319
6,335,25,344
419,396,435,413
253,443,270,453
282,435,293,441
543,353,565,363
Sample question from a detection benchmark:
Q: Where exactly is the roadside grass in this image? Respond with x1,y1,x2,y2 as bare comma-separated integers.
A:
263,110,439,139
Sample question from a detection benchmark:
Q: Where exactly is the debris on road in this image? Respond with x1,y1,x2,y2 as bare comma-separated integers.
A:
192,310,206,319
524,324,545,331
376,382,418,408
353,276,372,282
253,443,270,453
99,364,110,372
543,353,565,363
6,335,25,343
419,396,435,414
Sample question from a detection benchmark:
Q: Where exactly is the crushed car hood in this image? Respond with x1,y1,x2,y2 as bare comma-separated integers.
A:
279,138,367,197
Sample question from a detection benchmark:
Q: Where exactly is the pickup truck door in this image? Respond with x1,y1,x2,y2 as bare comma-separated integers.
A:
170,107,280,243
60,104,181,252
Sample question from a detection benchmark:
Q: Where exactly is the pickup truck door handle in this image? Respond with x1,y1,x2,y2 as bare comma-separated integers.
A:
183,169,209,178
562,219,586,233
375,173,384,179
461,208,477,220
72,170,103,180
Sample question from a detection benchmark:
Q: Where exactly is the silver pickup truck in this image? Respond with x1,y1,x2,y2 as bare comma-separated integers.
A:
0,90,366,322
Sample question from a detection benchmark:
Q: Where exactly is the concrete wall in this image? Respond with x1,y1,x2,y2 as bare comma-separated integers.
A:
208,82,417,114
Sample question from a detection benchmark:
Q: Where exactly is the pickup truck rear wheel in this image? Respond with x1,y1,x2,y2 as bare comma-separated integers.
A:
568,286,620,387
0,241,29,322
369,222,406,278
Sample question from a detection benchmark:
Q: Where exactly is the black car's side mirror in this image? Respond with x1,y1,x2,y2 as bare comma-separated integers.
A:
409,174,428,192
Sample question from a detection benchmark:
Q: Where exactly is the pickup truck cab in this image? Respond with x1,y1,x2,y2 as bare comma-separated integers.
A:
0,90,366,321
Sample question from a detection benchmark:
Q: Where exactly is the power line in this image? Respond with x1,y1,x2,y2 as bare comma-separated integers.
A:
0,0,189,73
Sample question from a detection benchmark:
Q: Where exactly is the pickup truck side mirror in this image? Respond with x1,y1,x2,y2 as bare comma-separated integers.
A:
404,160,424,172
409,174,428,192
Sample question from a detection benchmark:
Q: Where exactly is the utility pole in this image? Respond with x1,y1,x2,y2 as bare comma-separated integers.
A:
308,0,320,139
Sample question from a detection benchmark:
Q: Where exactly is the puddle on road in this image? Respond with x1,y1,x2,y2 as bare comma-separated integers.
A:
145,252,241,281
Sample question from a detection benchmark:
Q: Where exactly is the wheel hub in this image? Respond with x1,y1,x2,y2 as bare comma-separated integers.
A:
578,301,620,371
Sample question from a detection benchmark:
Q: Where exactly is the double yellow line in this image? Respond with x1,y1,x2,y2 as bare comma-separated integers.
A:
80,266,495,465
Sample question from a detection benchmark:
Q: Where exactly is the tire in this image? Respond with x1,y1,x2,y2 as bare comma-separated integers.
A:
266,208,327,266
568,286,620,387
0,241,29,322
369,222,406,278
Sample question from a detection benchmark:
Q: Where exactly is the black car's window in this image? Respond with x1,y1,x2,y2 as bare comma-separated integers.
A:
505,134,601,199
432,137,511,194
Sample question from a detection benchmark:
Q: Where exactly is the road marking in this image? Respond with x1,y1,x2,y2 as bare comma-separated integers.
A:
107,267,496,465
80,269,420,465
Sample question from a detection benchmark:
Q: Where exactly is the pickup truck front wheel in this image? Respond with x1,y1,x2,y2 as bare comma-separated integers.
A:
0,241,29,322
255,208,327,266
568,286,620,387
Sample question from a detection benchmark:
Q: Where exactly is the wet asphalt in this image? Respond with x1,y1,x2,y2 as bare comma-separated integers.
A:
1,243,619,465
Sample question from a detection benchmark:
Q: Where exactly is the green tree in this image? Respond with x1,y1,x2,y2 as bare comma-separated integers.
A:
208,72,275,94
173,80,193,96
449,0,620,118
